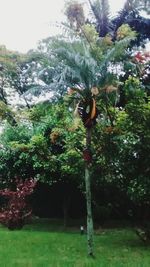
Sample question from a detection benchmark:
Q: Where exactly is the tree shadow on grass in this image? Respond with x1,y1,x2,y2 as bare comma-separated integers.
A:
22,218,150,250
23,218,83,234
94,227,150,250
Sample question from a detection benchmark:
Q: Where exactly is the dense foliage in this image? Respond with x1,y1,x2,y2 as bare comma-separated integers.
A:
0,0,150,228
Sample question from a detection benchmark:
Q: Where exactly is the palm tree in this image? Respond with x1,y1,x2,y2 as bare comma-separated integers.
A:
88,0,111,37
112,0,150,44
87,0,150,43
48,30,134,256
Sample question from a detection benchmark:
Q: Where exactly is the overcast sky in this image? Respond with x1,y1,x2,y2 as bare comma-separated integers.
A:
0,0,126,53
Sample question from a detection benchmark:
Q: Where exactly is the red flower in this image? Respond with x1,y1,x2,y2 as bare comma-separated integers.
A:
134,52,146,63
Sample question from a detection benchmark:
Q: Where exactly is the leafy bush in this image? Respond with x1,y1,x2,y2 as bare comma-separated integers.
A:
0,178,36,230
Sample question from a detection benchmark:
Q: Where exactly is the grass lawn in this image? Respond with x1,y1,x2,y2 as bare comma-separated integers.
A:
0,219,150,267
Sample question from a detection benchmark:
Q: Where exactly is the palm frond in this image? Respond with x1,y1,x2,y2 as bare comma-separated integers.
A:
54,41,98,90
36,28,137,101
87,0,112,37
100,36,135,69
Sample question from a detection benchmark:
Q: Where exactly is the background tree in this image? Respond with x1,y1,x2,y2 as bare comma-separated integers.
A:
0,102,85,224
88,0,111,37
0,45,20,104
112,0,150,44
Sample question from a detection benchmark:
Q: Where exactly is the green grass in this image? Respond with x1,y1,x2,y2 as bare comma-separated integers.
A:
0,219,150,267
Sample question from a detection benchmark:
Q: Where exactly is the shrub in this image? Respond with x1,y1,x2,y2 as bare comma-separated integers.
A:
0,178,36,230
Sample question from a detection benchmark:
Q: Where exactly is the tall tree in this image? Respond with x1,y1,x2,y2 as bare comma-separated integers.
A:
86,0,150,44
46,19,135,255
88,0,111,37
112,0,150,43
65,1,85,31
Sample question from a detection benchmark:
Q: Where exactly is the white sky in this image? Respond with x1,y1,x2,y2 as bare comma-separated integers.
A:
0,0,126,53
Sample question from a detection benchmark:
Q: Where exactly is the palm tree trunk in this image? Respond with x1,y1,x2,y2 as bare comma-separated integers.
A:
85,127,94,257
